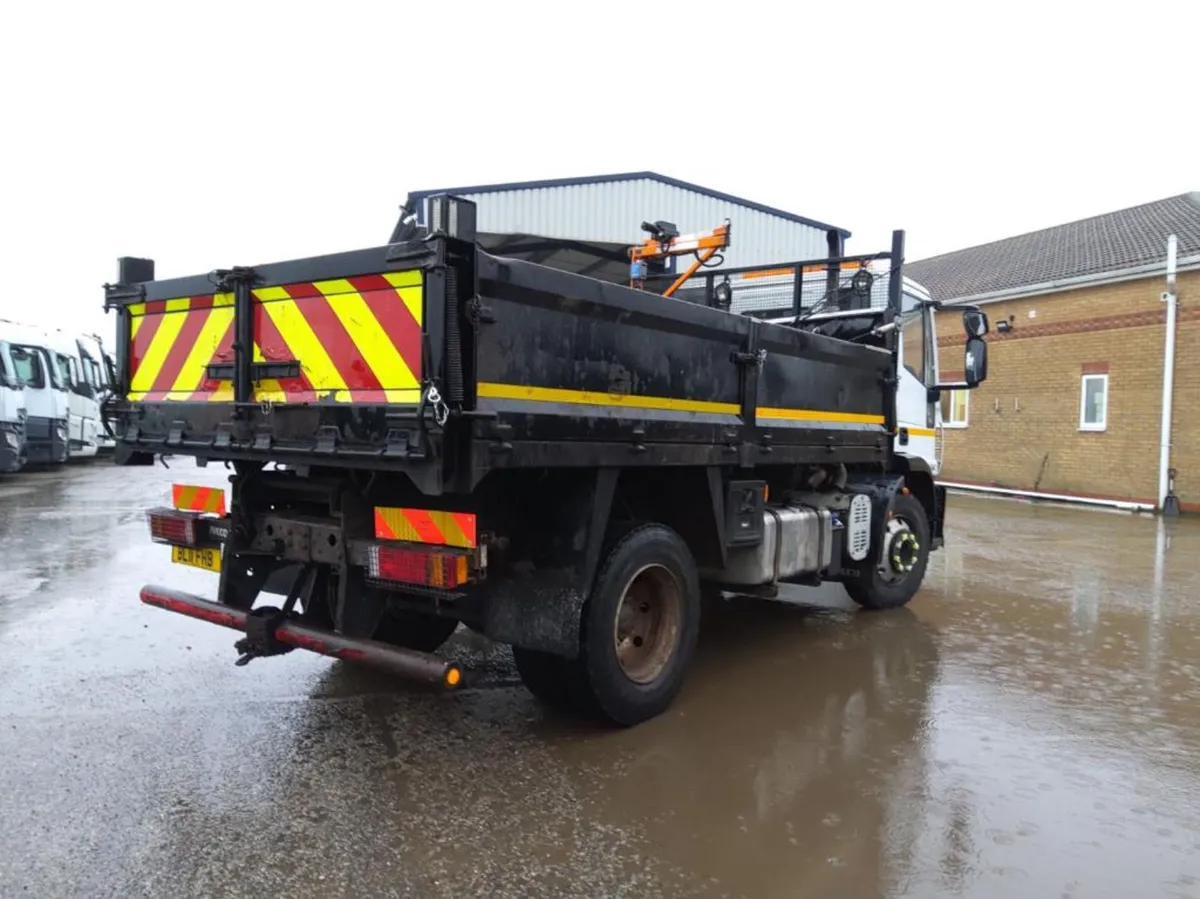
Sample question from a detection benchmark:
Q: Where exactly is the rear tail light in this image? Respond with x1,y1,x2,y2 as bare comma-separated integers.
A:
147,508,198,546
366,544,470,589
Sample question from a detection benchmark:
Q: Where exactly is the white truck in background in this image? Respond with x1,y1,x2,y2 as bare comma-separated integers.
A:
0,321,69,466
39,329,103,459
0,340,28,473
72,332,115,454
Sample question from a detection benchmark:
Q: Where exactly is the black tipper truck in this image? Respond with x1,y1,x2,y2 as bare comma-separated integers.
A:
103,194,990,726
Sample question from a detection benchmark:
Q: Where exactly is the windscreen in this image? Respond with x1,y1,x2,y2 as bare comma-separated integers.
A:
78,344,100,389
11,346,44,388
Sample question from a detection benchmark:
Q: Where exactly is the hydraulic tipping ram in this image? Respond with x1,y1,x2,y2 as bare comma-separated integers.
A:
139,586,464,689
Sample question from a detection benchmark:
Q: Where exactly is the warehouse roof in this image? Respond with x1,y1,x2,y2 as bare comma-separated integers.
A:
906,192,1200,302
406,171,849,237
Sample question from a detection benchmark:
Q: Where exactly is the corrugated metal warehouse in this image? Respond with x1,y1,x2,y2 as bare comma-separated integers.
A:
404,172,849,278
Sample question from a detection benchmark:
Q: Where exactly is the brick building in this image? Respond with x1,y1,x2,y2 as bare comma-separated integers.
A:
905,193,1200,512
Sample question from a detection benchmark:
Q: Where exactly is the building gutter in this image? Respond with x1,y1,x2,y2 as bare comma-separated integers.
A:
938,253,1200,307
1159,235,1180,516
938,480,1156,513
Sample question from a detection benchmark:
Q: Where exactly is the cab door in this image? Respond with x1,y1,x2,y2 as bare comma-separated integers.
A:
54,352,86,451
893,291,938,471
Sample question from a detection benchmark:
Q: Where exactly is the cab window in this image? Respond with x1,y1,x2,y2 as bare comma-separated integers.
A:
37,350,62,388
899,291,925,383
11,346,45,389
55,354,74,387
78,345,102,389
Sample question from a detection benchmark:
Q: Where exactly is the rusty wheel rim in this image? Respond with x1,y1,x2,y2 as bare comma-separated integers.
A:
613,564,681,684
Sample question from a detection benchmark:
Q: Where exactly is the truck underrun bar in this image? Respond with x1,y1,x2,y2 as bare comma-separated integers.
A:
139,586,464,688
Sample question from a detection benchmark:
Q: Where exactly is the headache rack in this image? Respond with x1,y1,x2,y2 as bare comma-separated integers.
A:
646,231,906,323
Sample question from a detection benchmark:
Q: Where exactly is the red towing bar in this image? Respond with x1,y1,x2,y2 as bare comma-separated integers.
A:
140,586,464,688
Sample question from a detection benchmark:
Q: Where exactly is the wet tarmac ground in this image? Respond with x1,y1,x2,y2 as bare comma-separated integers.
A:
2,463,1200,898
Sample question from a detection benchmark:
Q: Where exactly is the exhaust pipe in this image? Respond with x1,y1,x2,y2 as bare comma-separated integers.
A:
140,585,464,688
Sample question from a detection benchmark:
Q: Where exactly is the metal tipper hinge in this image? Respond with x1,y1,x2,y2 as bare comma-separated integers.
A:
731,348,767,367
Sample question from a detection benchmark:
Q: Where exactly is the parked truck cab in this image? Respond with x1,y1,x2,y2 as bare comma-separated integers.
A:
105,195,989,727
41,329,104,459
0,322,68,466
0,341,27,473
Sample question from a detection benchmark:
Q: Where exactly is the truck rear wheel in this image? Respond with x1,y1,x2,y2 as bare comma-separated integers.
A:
511,647,580,711
373,609,460,653
576,524,701,726
844,491,931,611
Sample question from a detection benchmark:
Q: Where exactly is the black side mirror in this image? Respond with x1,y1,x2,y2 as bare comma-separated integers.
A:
964,336,988,387
963,309,989,337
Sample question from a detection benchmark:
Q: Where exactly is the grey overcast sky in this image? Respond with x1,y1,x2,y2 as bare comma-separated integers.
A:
1,0,1195,346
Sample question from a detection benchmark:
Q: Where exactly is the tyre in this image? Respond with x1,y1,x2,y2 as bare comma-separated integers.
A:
114,448,155,466
373,609,460,653
512,646,581,712
574,523,702,727
844,491,931,611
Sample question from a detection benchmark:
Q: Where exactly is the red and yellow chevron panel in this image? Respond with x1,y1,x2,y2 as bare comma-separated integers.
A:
374,507,477,549
172,483,226,515
127,270,423,405
128,293,235,402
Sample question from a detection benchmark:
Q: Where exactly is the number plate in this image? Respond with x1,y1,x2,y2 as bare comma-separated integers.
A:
171,545,222,573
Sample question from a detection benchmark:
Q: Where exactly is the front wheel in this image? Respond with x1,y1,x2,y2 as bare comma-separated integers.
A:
844,491,931,611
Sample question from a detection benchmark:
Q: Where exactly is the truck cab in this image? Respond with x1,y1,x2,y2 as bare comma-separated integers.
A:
0,340,27,473
0,322,69,466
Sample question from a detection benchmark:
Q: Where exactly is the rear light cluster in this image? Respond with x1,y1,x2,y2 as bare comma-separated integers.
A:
366,544,471,589
147,509,198,546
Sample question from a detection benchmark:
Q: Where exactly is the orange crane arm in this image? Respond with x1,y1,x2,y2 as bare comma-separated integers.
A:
628,220,732,297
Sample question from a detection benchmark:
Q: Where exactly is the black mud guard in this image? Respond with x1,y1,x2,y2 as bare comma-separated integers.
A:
480,468,619,659
843,473,906,572
890,456,942,548
843,459,942,569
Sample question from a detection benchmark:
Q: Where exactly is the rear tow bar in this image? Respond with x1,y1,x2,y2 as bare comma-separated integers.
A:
139,585,464,689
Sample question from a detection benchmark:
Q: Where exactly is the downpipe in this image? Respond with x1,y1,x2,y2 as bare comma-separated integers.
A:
1159,234,1180,517
140,586,464,688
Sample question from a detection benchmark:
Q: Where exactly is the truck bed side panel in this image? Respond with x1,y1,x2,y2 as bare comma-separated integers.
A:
474,255,889,461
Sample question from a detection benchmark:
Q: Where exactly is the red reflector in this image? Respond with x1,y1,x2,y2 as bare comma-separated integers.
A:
147,510,197,546
367,544,469,588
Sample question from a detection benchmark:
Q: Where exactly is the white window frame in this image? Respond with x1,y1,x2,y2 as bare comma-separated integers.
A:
942,389,969,429
1079,373,1108,432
